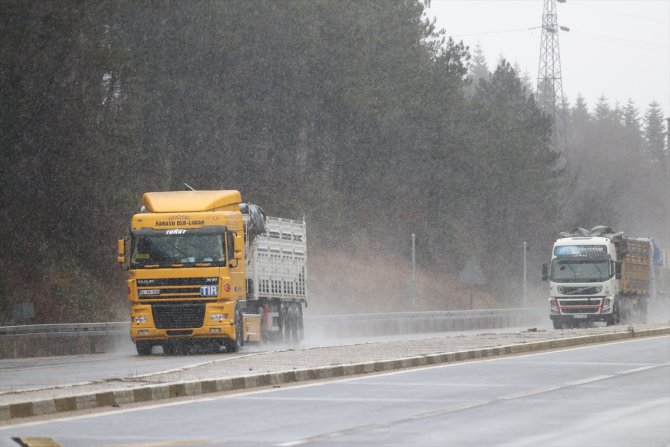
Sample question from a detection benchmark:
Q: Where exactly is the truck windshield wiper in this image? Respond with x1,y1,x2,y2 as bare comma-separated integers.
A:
592,262,604,278
163,240,188,258
563,263,577,277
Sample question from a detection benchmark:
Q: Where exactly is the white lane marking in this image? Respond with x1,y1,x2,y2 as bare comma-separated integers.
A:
103,440,216,447
277,441,307,447
408,400,491,419
501,363,670,400
620,364,662,374
500,386,562,400
564,374,614,386
276,424,384,447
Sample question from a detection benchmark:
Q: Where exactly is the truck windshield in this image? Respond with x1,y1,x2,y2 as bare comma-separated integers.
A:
131,233,226,268
550,258,610,283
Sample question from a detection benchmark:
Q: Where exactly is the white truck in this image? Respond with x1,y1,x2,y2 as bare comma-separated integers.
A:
542,226,653,329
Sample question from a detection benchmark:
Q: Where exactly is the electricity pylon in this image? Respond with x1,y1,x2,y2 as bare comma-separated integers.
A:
537,0,568,152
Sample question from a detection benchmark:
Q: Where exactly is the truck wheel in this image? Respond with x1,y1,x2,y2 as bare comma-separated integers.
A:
289,309,299,343
639,299,648,324
612,301,621,325
285,304,301,344
236,309,244,348
258,307,269,343
226,309,244,353
552,320,562,330
136,341,152,356
297,305,304,341
280,304,289,342
163,342,176,355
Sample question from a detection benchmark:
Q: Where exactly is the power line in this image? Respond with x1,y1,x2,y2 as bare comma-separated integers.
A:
568,30,670,54
569,2,670,26
450,26,541,38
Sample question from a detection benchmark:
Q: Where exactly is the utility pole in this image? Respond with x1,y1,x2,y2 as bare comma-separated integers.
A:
537,0,569,152
523,241,528,308
411,233,416,311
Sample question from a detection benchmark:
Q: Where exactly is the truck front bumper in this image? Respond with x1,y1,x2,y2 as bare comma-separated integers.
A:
130,322,235,342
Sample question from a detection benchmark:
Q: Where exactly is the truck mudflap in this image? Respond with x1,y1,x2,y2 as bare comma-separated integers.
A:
243,313,262,342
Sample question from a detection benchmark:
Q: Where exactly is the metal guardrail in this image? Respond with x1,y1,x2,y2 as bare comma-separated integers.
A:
305,308,546,338
308,308,544,323
0,322,129,336
0,308,546,337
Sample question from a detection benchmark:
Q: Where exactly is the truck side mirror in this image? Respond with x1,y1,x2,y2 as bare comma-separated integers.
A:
615,261,622,279
117,237,130,270
541,263,549,281
234,235,243,260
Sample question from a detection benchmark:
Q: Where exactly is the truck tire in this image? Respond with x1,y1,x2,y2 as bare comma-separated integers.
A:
163,342,177,355
236,308,244,348
225,308,245,353
639,299,648,324
136,341,152,356
552,319,562,330
297,304,304,341
279,304,289,342
285,303,302,344
611,301,621,325
289,308,298,343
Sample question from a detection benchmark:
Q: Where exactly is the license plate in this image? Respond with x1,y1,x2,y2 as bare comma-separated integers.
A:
573,314,588,319
200,285,218,297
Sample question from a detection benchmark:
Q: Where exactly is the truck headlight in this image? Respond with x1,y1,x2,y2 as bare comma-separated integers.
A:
210,313,229,321
602,298,612,312
550,299,559,314
133,315,148,324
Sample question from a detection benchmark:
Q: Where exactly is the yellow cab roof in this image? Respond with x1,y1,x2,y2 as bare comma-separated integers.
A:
141,190,241,213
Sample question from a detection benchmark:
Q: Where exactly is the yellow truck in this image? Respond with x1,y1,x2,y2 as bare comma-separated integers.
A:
117,190,307,355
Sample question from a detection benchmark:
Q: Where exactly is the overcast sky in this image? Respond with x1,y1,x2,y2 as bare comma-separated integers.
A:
426,0,670,118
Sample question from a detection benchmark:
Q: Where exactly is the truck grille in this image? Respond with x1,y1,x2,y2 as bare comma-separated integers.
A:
138,278,218,300
560,286,600,295
152,302,206,329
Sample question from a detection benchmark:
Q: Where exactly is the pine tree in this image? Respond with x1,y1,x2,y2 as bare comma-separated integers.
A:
643,101,666,163
594,95,610,122
622,99,643,150
466,43,489,95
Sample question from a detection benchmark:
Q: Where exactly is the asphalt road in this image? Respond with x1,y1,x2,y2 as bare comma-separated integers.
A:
2,336,668,446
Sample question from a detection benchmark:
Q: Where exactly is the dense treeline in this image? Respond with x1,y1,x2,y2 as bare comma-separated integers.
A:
1,1,666,323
